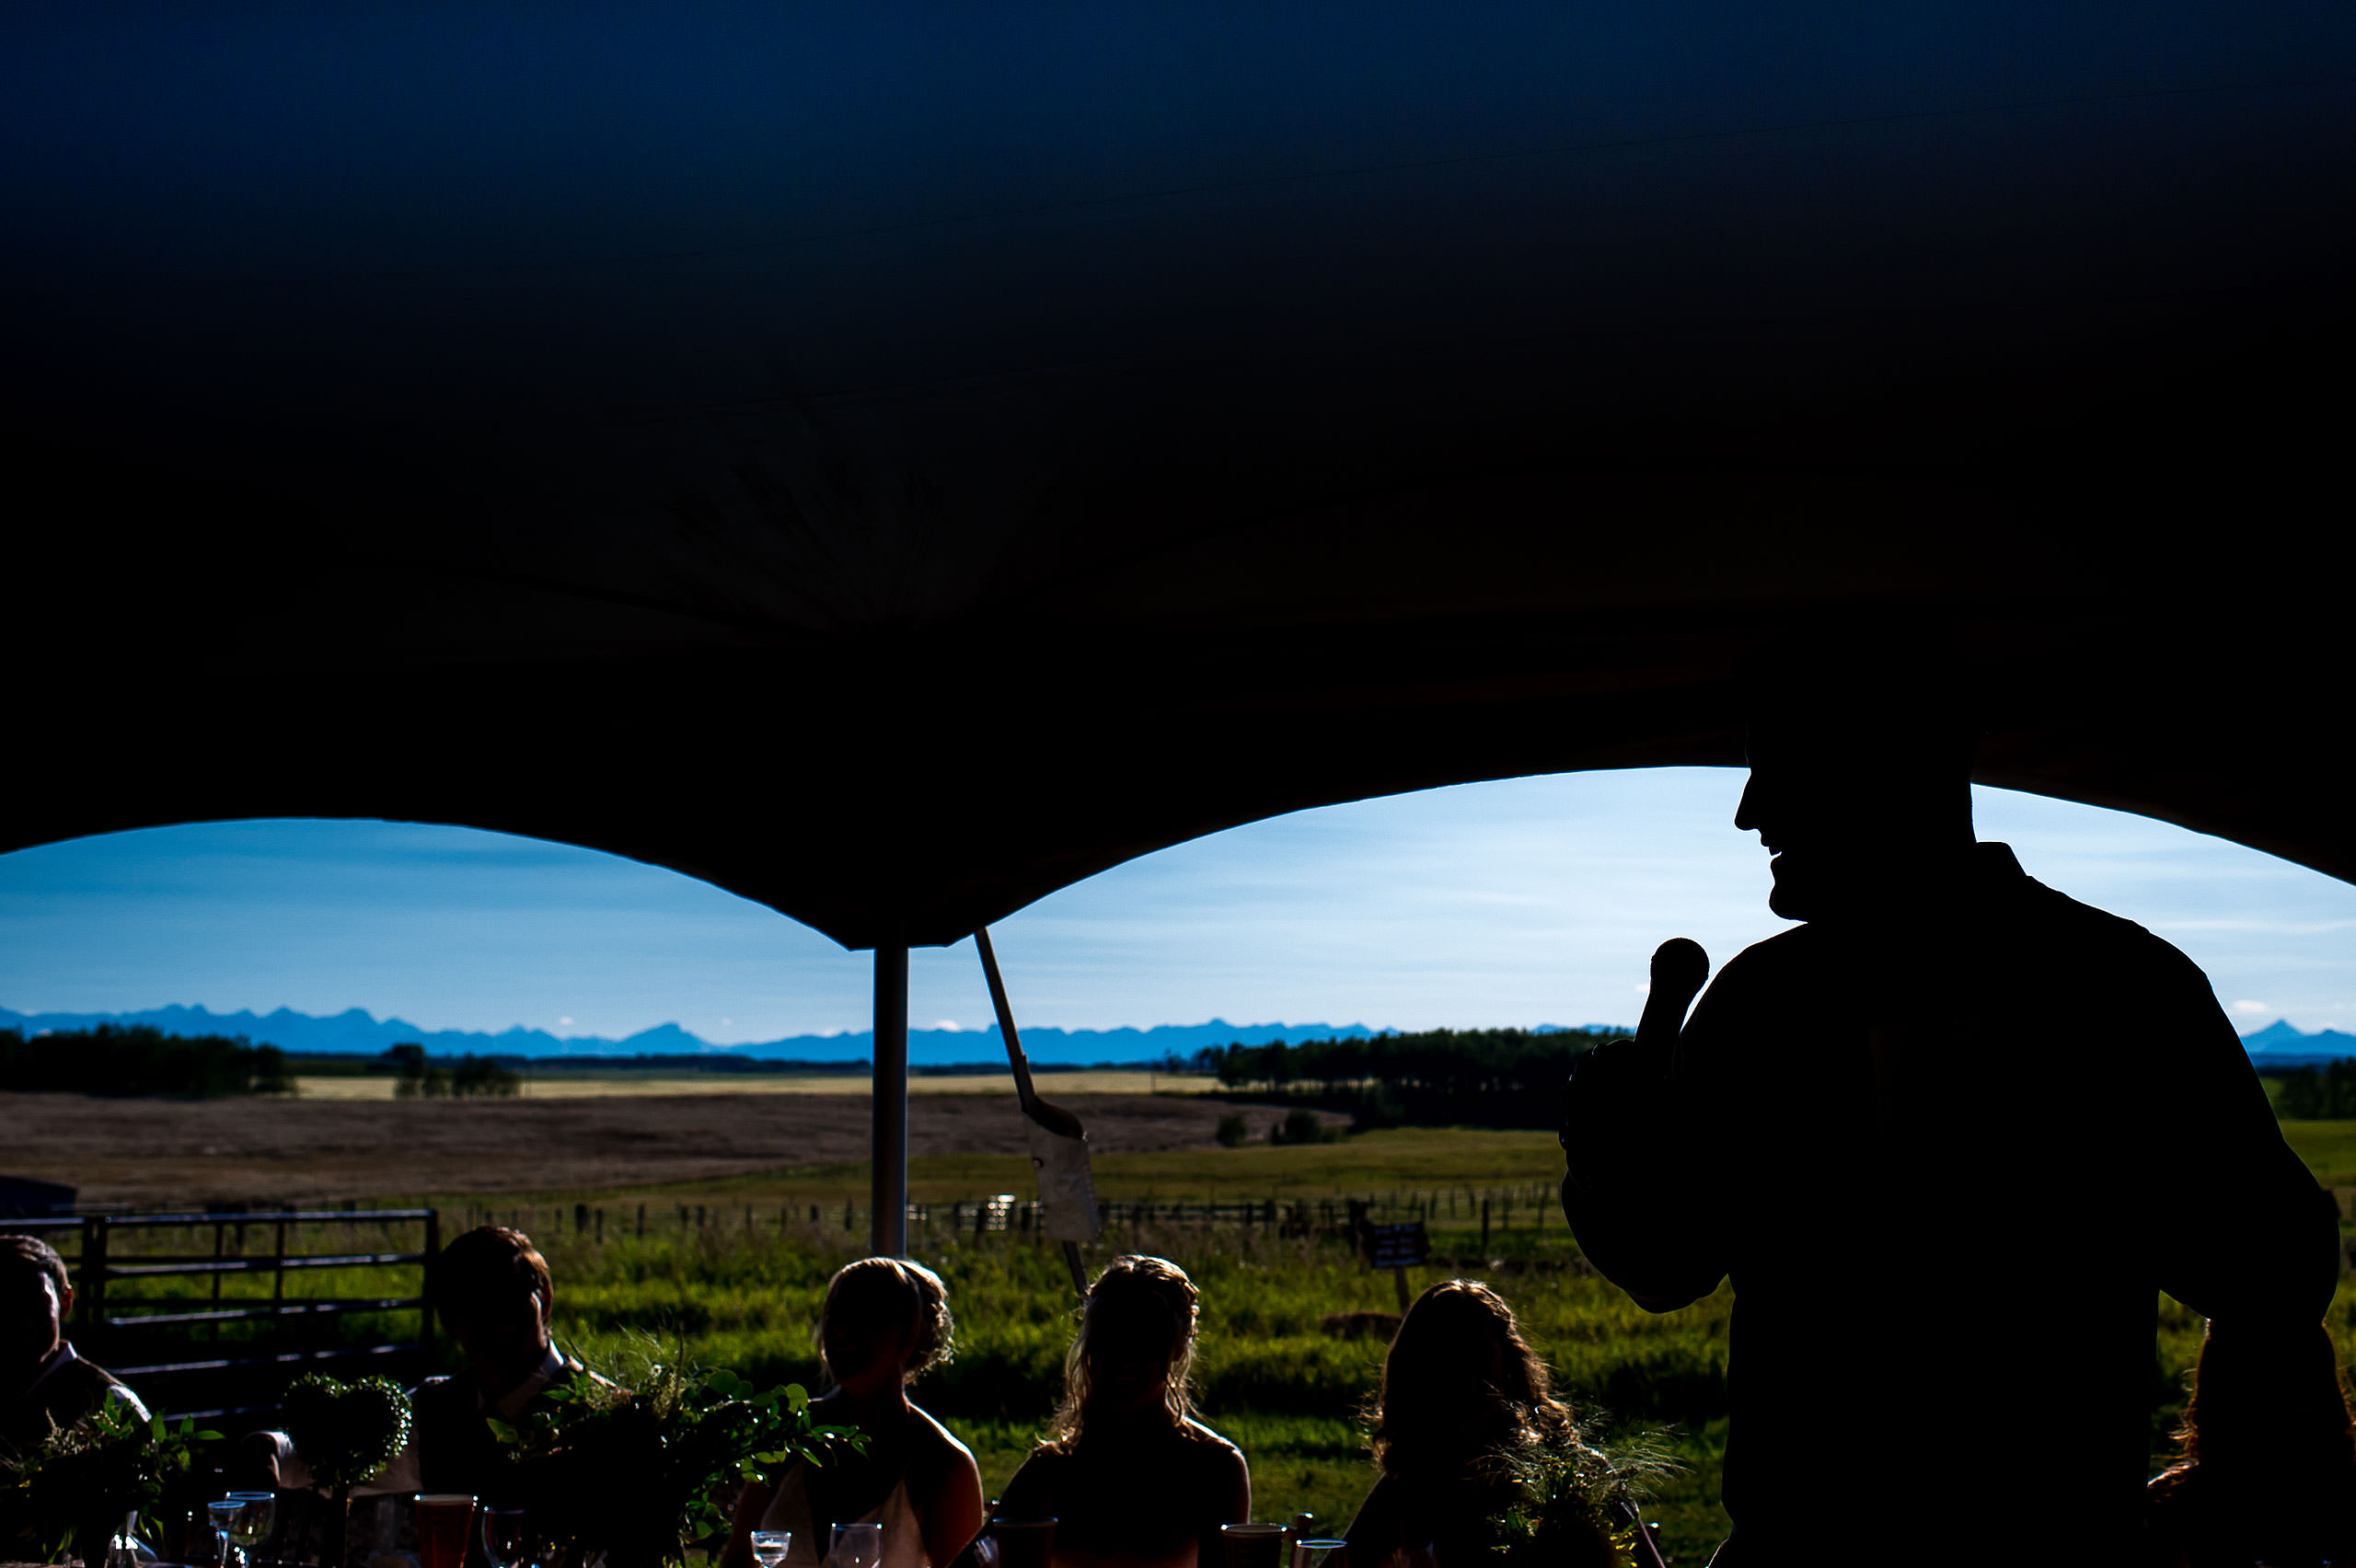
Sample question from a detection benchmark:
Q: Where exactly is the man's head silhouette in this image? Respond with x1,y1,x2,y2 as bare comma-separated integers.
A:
1735,650,1979,922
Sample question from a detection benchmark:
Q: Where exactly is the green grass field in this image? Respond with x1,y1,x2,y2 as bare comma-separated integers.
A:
403,1121,2354,1564
73,1122,2356,1565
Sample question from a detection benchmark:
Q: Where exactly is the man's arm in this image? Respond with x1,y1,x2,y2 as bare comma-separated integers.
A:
1560,1038,1725,1309
1560,944,1739,1310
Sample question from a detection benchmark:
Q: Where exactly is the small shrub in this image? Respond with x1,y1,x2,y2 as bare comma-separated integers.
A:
1215,1113,1249,1147
1271,1108,1335,1147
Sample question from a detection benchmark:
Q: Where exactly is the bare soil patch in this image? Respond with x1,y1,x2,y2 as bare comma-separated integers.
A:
0,1091,1325,1205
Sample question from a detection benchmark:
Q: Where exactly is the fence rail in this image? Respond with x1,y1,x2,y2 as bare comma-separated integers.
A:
0,1207,439,1420
456,1182,1564,1252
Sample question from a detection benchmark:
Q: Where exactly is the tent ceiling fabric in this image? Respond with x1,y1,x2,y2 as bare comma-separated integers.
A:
3,3,2350,948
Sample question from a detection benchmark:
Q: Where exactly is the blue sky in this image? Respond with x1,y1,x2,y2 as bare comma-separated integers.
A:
1,768,2351,1043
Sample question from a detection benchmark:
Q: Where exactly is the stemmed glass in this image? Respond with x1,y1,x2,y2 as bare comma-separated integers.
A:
829,1522,883,1568
482,1506,533,1568
1292,1542,1348,1568
751,1531,793,1568
206,1501,242,1568
227,1493,275,1568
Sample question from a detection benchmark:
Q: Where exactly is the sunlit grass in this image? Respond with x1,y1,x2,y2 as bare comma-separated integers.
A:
57,1123,2356,1566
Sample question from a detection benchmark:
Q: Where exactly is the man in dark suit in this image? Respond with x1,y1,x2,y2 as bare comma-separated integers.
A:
408,1225,590,1500
1561,678,2339,1565
243,1225,591,1516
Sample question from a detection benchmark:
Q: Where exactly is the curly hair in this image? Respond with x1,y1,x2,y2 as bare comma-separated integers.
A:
1370,1279,1576,1480
819,1256,955,1384
1041,1254,1203,1452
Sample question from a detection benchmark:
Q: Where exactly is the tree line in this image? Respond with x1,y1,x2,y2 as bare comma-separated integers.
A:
382,1042,522,1097
1179,1026,1628,1129
2271,1060,2356,1119
0,1022,294,1097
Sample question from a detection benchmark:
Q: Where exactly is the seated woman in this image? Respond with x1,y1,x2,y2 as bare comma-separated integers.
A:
1345,1281,1638,1568
2148,1317,2356,1567
723,1257,985,1568
997,1255,1250,1568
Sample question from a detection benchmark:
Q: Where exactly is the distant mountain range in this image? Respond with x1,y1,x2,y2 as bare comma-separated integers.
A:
2236,1019,2356,1062
0,1002,1620,1066
12,1001,2344,1065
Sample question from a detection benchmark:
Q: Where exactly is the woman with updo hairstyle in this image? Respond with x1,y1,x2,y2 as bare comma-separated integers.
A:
998,1255,1251,1568
2147,1318,2356,1567
722,1257,984,1568
1345,1280,1628,1568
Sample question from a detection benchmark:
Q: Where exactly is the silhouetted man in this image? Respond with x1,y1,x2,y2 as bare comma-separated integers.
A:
1,1234,146,1459
246,1225,592,1516
1560,677,2338,1566
409,1225,595,1501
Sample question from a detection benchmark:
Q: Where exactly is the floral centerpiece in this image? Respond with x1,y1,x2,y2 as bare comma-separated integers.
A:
488,1333,864,1568
1485,1417,1680,1568
0,1402,219,1564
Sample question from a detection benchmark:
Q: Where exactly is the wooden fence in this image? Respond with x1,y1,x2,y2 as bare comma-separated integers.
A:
454,1182,1563,1251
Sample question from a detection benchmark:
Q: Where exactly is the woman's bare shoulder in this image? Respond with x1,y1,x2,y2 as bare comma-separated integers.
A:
909,1403,977,1462
1182,1418,1244,1457
1181,1420,1250,1489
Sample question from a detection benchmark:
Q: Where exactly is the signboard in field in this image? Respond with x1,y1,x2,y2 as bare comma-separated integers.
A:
1368,1221,1429,1270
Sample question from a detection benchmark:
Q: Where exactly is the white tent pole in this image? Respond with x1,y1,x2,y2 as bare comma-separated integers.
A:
872,943,908,1257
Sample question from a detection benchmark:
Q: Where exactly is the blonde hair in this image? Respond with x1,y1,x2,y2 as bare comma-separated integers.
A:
1043,1254,1203,1451
819,1256,955,1383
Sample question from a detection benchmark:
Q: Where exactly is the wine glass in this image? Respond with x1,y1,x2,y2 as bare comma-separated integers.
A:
1292,1541,1348,1568
829,1521,884,1568
207,1501,243,1568
482,1506,533,1568
227,1493,276,1568
751,1531,792,1568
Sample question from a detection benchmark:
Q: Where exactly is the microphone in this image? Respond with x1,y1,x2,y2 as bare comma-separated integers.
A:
1635,938,1710,1051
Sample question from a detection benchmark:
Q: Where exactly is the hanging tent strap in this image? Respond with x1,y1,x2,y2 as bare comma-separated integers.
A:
975,925,1098,1297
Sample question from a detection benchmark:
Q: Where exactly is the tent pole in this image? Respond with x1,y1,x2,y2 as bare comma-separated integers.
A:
872,943,909,1257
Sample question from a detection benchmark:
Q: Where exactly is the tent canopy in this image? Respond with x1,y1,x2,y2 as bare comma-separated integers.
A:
6,2,2352,948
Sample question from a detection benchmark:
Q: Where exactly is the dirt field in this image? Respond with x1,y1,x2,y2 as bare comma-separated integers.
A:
291,1069,1198,1101
0,1090,1323,1206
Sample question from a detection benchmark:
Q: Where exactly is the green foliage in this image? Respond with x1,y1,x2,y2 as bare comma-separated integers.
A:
1215,1113,1249,1148
1489,1418,1682,1568
388,1044,522,1099
2272,1061,2356,1119
280,1374,414,1493
515,1214,1730,1553
1271,1108,1341,1146
0,1023,294,1098
453,1055,525,1096
411,1115,2356,1564
0,1403,220,1562
488,1332,863,1568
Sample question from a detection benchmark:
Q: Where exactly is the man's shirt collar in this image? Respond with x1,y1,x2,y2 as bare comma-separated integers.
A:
483,1343,565,1423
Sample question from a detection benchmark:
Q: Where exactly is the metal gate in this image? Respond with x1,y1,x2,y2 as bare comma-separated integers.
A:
3,1208,440,1420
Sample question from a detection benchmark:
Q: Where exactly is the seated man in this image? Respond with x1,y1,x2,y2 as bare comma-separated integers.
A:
1,1234,147,1459
407,1224,592,1498
245,1226,589,1503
